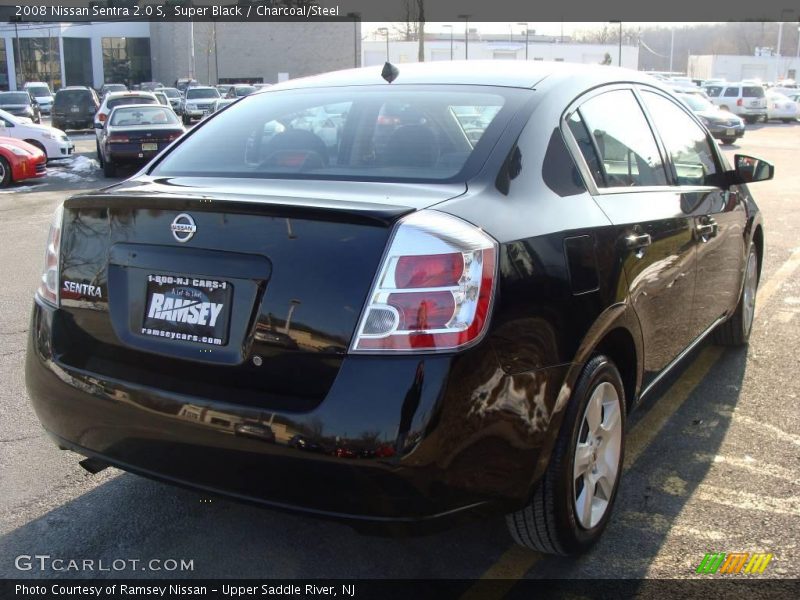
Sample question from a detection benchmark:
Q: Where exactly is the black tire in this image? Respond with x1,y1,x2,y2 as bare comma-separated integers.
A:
744,116,758,124
506,355,626,555
714,244,759,346
25,140,47,161
0,156,11,187
781,119,793,124
103,158,116,178
96,140,102,161
182,115,190,126
721,138,736,145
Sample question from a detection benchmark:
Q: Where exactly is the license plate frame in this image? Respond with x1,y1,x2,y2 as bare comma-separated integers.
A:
141,274,233,346
142,142,158,152
725,128,735,136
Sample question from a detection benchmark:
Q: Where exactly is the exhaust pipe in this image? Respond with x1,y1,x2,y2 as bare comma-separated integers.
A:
79,457,110,474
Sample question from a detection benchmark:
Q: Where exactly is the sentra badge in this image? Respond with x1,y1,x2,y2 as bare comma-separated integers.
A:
170,213,196,243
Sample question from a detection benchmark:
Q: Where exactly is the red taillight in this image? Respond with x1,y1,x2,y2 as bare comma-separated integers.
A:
395,253,463,288
387,291,456,330
98,112,107,122
736,98,743,106
37,204,63,306
377,115,400,126
108,134,129,144
352,210,498,353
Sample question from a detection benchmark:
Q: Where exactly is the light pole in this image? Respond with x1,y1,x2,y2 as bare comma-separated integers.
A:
669,28,675,73
377,27,389,62
443,24,453,60
608,21,623,67
517,23,529,60
458,14,470,60
346,12,360,68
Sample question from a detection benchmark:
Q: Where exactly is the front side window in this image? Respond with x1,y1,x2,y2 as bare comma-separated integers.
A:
153,86,515,183
641,91,719,186
570,89,667,188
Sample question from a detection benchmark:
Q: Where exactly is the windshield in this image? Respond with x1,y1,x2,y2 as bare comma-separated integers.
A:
234,86,256,97
153,86,516,183
110,106,179,126
104,84,127,93
161,88,181,98
680,94,714,112
28,86,51,98
108,96,158,109
0,93,31,104
187,88,220,100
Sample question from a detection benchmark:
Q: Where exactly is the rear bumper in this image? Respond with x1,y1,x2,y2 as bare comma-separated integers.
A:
26,297,568,523
707,123,745,139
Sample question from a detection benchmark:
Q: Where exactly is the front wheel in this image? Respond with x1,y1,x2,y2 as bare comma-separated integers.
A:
714,244,759,346
781,118,793,124
721,138,737,145
506,355,625,555
0,156,11,187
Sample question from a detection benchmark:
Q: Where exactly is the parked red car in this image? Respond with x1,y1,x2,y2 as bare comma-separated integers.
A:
0,137,46,187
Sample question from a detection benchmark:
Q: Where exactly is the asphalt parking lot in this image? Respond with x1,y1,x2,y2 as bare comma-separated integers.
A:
0,120,798,583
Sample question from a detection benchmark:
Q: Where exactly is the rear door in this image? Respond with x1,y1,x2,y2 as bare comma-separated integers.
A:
565,87,699,385
638,88,747,336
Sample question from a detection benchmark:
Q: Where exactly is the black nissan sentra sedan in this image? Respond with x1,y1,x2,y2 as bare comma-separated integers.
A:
26,61,770,555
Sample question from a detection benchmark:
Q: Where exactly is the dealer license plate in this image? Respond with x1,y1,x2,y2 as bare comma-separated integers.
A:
141,274,233,346
142,143,158,151
726,128,735,136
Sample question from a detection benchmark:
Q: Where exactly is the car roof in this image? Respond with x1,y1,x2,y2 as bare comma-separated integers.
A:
187,86,217,91
104,91,157,99
59,86,92,91
268,61,658,92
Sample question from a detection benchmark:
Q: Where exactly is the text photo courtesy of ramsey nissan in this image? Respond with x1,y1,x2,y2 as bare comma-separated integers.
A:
1,0,799,596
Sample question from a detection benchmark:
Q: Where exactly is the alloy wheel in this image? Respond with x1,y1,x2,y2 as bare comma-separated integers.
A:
573,381,622,529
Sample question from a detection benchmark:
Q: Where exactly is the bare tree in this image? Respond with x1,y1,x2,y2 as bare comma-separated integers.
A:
391,0,420,41
417,0,425,62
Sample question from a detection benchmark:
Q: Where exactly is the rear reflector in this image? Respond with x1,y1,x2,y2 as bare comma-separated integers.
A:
351,210,498,353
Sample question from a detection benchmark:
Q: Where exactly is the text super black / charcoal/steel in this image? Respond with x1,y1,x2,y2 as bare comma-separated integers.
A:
25,61,770,555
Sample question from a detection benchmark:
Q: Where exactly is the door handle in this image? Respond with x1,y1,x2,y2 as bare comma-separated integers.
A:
696,219,718,239
624,233,652,250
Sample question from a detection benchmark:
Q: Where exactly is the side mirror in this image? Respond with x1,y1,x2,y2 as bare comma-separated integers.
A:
95,122,104,129
732,154,774,184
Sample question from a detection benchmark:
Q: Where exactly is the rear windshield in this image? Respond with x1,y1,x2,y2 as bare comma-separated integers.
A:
743,86,765,98
108,96,158,109
0,93,30,104
187,88,220,100
110,106,180,126
153,86,518,183
55,90,93,106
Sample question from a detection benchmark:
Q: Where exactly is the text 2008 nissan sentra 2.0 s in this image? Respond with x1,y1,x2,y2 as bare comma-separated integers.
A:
26,61,771,555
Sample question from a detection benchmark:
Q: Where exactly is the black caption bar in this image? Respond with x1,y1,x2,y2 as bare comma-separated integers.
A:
4,579,800,599
0,0,798,23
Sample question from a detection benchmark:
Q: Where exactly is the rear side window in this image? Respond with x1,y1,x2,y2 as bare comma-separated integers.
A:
742,86,765,98
640,91,719,186
723,87,740,97
570,89,667,188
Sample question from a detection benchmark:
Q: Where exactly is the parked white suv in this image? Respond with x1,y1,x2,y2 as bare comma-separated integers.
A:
23,82,54,115
702,82,767,123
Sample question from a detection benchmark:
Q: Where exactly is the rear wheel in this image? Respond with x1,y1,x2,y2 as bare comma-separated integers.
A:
506,355,625,555
781,118,793,123
714,244,758,346
721,138,736,145
0,156,11,187
103,158,116,178
744,116,758,124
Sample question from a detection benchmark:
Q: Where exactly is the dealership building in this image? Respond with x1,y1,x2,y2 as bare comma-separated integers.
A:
0,20,358,90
